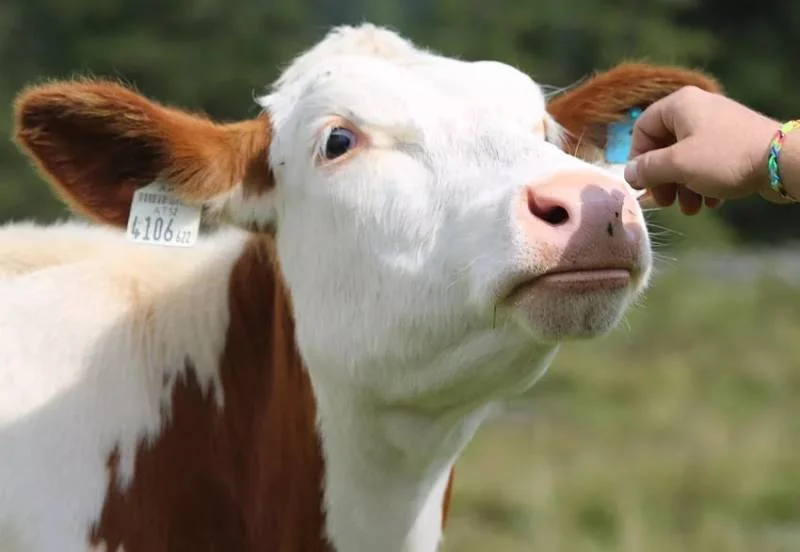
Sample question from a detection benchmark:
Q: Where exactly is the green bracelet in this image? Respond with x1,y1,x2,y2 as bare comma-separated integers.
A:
767,120,800,201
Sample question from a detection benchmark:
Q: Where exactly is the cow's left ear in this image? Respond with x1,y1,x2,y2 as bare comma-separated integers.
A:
546,62,722,162
14,79,273,228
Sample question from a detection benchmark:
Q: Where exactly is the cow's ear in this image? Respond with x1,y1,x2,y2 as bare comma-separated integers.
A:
14,79,273,228
546,63,722,162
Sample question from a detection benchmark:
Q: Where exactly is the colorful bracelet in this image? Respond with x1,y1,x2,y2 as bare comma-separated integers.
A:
767,120,800,201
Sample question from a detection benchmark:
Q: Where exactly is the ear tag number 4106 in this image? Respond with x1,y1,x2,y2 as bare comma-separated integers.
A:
126,182,202,248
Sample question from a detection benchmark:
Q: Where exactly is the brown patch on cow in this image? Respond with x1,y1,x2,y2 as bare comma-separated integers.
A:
88,235,459,550
547,63,723,159
13,79,273,228
234,114,274,201
89,236,331,551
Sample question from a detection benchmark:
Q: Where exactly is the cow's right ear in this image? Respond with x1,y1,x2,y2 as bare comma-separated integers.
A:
546,63,723,161
14,79,273,228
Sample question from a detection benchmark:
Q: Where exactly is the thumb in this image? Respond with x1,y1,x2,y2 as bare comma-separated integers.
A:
624,143,690,189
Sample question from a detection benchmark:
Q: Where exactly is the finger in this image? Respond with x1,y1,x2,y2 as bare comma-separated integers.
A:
704,196,723,209
650,183,678,207
677,186,703,215
628,142,691,189
628,95,678,159
637,190,661,210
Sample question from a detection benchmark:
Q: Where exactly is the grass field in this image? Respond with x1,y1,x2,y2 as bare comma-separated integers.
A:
444,249,800,552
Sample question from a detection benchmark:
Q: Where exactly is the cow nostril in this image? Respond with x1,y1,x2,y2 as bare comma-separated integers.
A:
541,206,569,225
527,189,570,226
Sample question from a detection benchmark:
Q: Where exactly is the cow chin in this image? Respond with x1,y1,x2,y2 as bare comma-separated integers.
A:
506,276,636,342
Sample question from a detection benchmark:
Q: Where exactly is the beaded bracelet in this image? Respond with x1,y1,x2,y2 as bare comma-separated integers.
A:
767,120,800,201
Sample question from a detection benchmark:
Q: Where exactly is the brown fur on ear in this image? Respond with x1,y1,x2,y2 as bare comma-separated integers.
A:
547,63,723,160
14,78,273,227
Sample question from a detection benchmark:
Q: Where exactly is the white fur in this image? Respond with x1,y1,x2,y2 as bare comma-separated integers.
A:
0,220,123,278
0,24,652,552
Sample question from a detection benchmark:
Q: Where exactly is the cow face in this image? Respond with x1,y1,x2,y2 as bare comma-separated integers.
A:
260,46,650,381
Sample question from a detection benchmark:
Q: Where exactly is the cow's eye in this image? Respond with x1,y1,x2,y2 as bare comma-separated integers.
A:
323,127,357,160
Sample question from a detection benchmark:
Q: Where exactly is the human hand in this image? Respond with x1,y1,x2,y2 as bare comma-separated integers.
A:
623,86,787,215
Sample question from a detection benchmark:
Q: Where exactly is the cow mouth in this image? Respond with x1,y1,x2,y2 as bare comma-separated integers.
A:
503,267,634,301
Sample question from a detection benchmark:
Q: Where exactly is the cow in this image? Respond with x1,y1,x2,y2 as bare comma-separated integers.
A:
0,24,720,552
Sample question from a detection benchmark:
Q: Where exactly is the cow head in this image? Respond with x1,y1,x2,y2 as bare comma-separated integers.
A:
13,25,720,407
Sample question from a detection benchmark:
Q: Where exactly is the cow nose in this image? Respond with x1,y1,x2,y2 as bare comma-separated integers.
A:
517,171,645,269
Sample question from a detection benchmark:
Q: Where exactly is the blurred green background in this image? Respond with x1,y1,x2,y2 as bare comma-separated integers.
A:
1,1,799,550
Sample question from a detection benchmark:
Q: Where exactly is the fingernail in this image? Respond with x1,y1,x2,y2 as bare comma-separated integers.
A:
624,160,639,186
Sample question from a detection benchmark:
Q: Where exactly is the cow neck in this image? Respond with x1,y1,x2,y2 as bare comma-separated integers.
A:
308,355,477,550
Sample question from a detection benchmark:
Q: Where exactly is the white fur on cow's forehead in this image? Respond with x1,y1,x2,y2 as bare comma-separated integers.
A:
259,25,552,161
271,24,427,90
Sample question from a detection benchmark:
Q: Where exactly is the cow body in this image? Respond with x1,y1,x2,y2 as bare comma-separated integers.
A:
0,224,460,552
0,24,720,552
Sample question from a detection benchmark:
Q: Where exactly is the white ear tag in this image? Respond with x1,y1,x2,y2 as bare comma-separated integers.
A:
126,182,202,247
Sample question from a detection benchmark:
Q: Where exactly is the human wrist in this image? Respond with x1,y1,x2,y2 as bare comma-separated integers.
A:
757,119,800,204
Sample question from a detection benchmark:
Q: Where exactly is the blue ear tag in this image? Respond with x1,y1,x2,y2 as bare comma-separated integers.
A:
604,107,642,164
